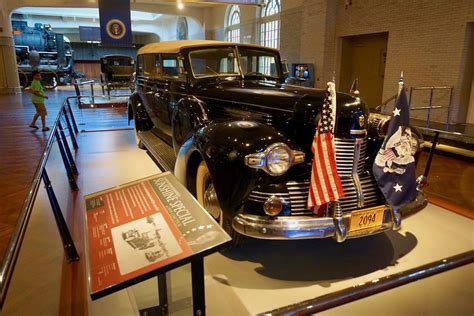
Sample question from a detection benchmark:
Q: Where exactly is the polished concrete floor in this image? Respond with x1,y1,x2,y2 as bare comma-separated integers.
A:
1,124,472,315
3,130,474,315
0,88,472,315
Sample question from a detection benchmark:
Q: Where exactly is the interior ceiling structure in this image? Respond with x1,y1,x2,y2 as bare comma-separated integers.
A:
13,7,164,21
11,0,246,22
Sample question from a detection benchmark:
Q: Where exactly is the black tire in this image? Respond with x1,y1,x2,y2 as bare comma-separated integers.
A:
40,70,58,89
134,109,146,150
195,160,241,245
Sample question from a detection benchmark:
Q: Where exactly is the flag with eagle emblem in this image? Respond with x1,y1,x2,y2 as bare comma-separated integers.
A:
372,87,417,209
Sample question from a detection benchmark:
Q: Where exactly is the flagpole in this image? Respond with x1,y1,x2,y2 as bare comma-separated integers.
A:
329,77,347,242
350,78,359,98
398,71,404,96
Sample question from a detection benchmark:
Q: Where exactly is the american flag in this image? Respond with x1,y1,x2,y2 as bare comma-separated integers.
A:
307,82,344,213
383,148,397,160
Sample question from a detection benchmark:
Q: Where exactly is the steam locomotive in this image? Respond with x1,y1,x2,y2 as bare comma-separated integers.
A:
12,21,75,88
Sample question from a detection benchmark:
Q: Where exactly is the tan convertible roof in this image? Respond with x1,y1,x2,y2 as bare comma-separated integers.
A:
137,40,279,55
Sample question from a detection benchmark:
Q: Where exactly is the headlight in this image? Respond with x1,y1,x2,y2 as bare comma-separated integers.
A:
245,143,305,176
368,113,390,139
266,144,292,176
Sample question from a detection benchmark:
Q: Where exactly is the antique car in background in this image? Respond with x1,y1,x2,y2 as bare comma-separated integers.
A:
100,54,135,95
128,40,427,242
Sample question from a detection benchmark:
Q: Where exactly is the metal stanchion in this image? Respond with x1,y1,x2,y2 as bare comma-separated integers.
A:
62,107,78,150
66,99,79,135
424,131,440,179
157,274,169,314
58,121,78,175
191,258,205,316
90,82,95,106
55,129,78,191
41,169,79,262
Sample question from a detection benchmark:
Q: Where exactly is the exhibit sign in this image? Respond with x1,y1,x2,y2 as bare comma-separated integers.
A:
84,172,231,299
98,0,132,46
79,26,101,42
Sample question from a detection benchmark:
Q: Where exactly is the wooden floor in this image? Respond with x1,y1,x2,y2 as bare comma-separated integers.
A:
0,87,131,260
0,87,472,262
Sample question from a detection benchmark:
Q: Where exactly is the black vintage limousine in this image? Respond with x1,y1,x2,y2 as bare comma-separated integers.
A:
100,54,135,95
128,40,426,242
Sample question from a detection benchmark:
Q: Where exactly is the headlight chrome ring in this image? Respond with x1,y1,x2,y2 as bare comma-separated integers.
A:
245,142,305,176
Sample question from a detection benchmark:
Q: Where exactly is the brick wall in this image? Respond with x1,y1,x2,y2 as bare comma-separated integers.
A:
205,0,474,124
333,0,474,124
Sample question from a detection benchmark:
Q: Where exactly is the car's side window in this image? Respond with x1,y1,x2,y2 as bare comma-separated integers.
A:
162,55,180,78
137,54,162,78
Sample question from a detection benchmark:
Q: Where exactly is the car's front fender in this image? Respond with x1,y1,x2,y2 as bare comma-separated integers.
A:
172,96,210,155
175,120,296,215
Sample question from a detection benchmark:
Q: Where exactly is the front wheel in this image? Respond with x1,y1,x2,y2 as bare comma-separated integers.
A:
195,160,241,245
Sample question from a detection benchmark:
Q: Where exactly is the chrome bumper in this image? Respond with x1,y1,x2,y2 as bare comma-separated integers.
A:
233,207,395,240
234,191,428,240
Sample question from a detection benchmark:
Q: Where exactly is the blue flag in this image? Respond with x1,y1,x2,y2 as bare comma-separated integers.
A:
98,0,132,47
372,88,417,209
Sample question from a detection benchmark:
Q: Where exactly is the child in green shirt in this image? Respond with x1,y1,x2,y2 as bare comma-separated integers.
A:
28,71,49,131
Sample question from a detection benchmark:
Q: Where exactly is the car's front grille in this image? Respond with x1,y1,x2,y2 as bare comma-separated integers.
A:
286,180,312,215
247,137,384,216
335,138,367,176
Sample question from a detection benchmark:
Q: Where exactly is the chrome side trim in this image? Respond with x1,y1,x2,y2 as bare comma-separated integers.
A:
352,138,365,208
232,206,393,240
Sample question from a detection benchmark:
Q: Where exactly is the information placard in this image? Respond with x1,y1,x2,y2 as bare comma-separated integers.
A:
84,172,231,299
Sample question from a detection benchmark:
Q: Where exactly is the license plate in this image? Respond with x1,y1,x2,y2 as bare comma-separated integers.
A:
349,206,385,233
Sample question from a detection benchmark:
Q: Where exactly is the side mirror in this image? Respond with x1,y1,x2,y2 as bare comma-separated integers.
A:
281,59,290,78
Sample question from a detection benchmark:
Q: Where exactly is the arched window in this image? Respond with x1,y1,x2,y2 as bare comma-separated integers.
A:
259,0,280,49
225,5,240,43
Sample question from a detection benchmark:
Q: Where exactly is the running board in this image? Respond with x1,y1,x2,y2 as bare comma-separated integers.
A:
138,130,176,172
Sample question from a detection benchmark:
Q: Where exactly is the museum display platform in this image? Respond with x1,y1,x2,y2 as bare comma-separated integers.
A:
2,128,472,315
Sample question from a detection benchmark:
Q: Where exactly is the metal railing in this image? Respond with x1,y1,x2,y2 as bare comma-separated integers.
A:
0,99,80,310
74,79,132,108
376,86,453,129
375,92,398,113
409,86,453,128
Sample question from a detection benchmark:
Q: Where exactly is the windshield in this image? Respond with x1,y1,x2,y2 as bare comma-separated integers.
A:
238,47,280,80
107,57,133,66
188,46,282,80
189,48,240,78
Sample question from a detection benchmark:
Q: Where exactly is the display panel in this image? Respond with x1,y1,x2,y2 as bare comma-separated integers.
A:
84,172,231,299
79,26,101,42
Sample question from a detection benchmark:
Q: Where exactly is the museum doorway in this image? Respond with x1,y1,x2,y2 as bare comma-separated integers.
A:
462,22,474,125
339,32,388,109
